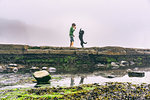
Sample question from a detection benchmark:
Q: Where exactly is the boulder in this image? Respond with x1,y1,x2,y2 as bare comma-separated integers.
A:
128,71,145,77
33,70,51,84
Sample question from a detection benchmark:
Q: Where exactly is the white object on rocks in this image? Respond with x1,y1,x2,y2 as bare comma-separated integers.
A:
120,61,129,66
111,62,119,67
130,61,135,66
48,67,56,72
96,63,105,67
30,66,40,73
42,67,48,70
30,66,39,70
134,67,139,71
127,69,132,72
95,63,107,69
13,67,18,73
8,64,17,67
112,66,120,69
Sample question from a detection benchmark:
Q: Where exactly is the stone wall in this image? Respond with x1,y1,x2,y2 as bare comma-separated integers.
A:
0,44,150,55
0,53,149,73
0,44,150,73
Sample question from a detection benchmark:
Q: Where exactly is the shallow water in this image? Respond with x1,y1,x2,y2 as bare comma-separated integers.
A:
0,67,150,90
51,72,150,87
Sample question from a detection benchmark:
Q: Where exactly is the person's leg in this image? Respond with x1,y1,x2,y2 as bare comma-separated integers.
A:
71,42,74,47
70,42,72,47
70,36,74,47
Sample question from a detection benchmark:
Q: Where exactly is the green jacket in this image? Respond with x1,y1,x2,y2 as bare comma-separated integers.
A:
69,27,75,37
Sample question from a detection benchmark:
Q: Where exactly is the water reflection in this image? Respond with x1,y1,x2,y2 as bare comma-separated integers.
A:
70,76,75,86
34,83,51,88
1,68,150,90
70,76,86,86
79,76,85,84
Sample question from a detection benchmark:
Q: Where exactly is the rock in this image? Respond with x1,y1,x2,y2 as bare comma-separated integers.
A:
5,64,18,73
95,72,116,78
111,66,120,69
120,61,129,66
42,67,48,70
111,62,119,66
127,69,132,72
133,67,139,71
60,92,64,95
33,70,51,84
128,71,145,77
111,62,119,69
130,61,135,66
0,66,4,72
12,67,18,73
96,63,106,67
95,63,107,69
30,66,40,73
48,67,56,73
107,75,115,78
8,64,18,67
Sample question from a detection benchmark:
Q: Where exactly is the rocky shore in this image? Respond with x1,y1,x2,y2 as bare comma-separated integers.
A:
1,82,150,100
1,44,150,99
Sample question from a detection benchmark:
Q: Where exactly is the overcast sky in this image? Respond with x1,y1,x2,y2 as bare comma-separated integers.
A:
0,0,150,48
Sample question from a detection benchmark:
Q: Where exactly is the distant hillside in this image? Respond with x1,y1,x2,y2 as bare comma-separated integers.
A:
0,18,56,45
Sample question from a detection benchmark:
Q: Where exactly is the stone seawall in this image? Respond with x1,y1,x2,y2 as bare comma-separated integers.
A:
0,44,150,73
1,44,150,55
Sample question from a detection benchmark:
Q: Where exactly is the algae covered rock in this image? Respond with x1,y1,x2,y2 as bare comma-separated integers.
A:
33,70,51,84
128,71,145,77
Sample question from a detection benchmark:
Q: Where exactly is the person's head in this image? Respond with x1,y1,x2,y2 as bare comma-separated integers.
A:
72,23,76,27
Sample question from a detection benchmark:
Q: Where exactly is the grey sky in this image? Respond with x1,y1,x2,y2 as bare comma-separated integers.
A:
0,0,150,48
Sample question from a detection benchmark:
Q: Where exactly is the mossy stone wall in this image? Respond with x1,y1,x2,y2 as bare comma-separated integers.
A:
0,54,150,73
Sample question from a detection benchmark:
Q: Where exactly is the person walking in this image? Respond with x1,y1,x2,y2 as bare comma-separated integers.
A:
69,23,76,47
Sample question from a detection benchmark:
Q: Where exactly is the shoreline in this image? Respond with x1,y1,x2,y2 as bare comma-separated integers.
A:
1,82,150,100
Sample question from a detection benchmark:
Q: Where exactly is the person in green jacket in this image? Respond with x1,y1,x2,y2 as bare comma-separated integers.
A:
69,23,76,47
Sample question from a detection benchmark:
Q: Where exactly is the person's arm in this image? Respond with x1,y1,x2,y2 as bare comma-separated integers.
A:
73,26,76,37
